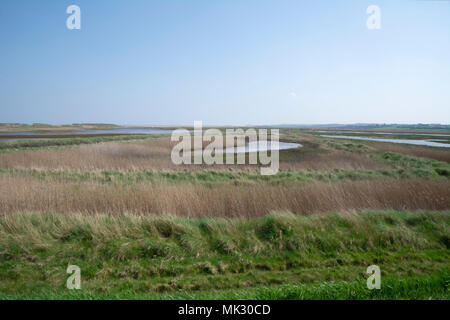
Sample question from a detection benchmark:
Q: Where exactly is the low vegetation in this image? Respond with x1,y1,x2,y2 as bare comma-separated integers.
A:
365,141,450,163
0,127,449,299
0,135,156,153
0,123,120,132
0,210,448,299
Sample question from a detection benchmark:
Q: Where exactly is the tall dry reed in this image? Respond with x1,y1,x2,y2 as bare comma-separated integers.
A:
0,176,448,217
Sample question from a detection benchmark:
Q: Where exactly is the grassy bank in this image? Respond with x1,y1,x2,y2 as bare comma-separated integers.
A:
0,210,449,299
0,135,163,152
1,156,449,185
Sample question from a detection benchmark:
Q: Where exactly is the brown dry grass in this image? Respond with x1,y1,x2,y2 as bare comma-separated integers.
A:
0,137,389,172
1,176,448,217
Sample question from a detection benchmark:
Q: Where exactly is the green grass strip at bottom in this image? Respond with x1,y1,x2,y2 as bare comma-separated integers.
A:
1,272,448,300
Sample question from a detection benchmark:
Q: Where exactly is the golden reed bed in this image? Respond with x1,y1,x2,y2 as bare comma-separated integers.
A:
1,176,448,217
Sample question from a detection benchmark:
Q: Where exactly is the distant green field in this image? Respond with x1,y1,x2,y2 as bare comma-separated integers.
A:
0,135,162,153
0,123,120,131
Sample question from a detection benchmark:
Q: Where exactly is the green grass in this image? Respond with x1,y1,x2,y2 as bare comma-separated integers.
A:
377,152,450,177
1,273,448,300
0,167,432,185
0,210,448,299
321,137,450,176
1,160,448,186
0,135,164,153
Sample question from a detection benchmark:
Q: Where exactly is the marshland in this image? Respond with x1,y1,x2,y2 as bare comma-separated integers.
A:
0,125,449,299
2,0,449,304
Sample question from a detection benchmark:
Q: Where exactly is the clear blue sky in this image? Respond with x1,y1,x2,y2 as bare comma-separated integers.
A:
1,0,449,125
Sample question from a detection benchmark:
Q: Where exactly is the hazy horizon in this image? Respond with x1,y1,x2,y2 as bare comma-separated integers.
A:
2,122,450,128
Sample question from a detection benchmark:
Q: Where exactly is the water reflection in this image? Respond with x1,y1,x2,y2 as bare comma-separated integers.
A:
222,141,302,154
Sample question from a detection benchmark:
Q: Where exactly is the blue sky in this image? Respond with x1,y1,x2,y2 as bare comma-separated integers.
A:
1,0,449,125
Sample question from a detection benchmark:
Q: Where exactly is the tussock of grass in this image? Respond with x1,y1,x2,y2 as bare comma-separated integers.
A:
325,140,375,153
